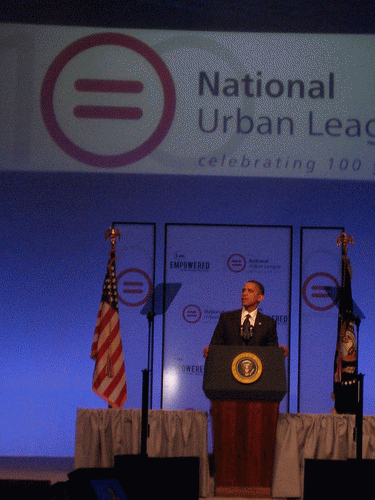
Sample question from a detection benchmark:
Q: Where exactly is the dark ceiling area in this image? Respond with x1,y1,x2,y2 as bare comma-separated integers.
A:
1,0,375,34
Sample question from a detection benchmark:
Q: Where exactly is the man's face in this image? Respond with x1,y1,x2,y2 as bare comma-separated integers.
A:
241,281,264,312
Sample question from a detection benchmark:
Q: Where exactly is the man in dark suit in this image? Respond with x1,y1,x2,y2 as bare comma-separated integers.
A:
204,280,287,356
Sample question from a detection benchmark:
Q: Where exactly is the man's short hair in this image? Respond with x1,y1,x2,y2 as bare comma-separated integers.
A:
247,280,265,296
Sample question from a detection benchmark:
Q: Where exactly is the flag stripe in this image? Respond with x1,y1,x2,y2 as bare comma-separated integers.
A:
97,342,122,384
94,338,123,388
95,321,120,359
103,363,125,397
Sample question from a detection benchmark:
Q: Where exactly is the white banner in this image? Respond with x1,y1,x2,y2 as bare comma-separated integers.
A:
1,23,375,181
162,224,292,413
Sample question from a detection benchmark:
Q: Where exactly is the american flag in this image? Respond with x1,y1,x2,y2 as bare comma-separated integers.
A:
91,249,127,408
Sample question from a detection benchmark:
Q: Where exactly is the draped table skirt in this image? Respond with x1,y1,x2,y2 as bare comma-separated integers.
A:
272,413,375,498
74,409,210,498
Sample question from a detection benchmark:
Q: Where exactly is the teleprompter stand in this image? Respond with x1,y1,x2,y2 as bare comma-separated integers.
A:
139,283,181,456
203,346,286,498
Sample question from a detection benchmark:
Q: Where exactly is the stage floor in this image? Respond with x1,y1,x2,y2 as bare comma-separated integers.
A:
0,456,74,484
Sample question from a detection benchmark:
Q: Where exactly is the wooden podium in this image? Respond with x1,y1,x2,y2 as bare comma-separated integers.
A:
203,346,286,498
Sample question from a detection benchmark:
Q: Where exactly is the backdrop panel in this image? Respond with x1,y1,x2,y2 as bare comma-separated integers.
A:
113,222,155,409
299,227,344,413
162,224,292,414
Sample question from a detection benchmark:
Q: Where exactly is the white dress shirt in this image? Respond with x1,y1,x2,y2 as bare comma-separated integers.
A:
241,308,257,327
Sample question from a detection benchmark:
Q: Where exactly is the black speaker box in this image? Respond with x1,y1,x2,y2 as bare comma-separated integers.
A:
67,468,123,500
304,459,375,500
67,456,199,500
115,455,199,500
0,479,51,500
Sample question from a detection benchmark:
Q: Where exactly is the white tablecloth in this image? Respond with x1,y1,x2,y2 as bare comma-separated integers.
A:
272,413,375,498
74,408,210,498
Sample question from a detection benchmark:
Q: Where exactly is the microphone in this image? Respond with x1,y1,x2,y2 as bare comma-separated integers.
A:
249,325,254,338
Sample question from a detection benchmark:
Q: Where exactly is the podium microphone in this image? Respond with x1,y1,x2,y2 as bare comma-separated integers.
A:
249,325,254,338
241,322,254,341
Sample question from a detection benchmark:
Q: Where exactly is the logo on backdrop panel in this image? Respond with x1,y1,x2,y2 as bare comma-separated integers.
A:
227,253,247,273
40,33,176,167
227,253,282,273
117,268,153,306
302,272,340,311
182,304,202,323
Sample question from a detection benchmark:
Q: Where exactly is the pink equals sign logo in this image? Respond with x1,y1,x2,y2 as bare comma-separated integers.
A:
117,268,153,307
183,304,202,323
122,280,143,294
227,253,246,273
74,78,144,120
40,33,176,168
302,272,340,311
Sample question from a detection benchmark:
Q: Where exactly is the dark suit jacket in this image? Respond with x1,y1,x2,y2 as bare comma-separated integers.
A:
209,309,278,347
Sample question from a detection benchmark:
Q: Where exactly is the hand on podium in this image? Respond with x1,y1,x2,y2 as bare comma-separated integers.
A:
281,345,289,357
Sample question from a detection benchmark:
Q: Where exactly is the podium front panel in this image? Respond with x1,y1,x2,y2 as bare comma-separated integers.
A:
203,345,286,402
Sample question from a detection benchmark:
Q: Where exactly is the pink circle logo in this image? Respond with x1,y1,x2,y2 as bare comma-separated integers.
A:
117,268,153,307
302,272,340,311
40,33,176,168
182,305,202,323
227,253,246,273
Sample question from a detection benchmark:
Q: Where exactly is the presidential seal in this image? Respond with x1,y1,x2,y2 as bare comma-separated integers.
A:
231,352,263,384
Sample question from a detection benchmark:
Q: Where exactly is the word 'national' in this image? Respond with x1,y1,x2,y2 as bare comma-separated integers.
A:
199,72,335,99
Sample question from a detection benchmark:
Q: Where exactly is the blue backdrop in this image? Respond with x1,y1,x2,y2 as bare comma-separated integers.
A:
1,172,374,456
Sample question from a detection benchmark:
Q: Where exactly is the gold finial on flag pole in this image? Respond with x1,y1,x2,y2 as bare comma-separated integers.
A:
105,226,121,251
337,231,354,255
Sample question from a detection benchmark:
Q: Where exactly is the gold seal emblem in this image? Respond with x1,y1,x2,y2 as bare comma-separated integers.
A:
231,352,263,384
